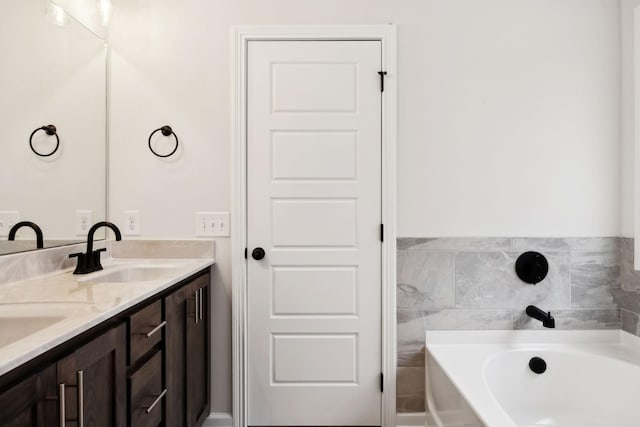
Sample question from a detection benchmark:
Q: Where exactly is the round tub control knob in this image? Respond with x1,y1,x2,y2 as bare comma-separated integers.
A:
252,247,266,260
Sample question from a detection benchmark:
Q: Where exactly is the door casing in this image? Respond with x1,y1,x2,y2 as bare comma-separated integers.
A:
231,25,398,427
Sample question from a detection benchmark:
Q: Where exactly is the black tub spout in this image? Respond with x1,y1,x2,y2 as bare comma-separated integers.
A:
526,305,555,328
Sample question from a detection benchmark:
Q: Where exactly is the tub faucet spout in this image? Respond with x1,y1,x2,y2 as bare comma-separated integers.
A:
526,305,555,328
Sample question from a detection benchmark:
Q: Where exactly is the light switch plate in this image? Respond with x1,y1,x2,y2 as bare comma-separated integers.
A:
0,211,20,236
195,212,230,237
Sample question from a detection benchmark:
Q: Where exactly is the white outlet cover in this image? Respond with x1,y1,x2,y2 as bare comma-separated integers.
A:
75,210,93,236
124,210,141,235
0,211,20,237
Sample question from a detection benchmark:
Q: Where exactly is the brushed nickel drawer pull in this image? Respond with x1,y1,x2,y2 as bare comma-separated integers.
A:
78,370,84,427
145,321,167,338
59,383,66,426
199,288,203,321
145,389,167,414
194,290,199,324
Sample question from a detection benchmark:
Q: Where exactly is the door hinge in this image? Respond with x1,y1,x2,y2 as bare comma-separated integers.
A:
244,248,247,259
378,71,388,92
380,372,384,393
380,224,384,242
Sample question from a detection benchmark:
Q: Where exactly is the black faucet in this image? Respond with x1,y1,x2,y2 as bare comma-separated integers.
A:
526,305,555,328
8,221,44,249
70,221,121,275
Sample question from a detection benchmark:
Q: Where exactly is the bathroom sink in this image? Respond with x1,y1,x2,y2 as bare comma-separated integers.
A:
81,265,182,284
0,316,66,348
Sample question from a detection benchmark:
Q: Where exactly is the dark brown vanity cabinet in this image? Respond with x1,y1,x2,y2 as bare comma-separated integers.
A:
0,324,127,427
57,323,127,427
0,267,211,427
0,364,57,426
166,272,211,427
127,298,166,426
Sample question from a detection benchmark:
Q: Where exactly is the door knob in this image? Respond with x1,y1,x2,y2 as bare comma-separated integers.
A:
251,247,266,260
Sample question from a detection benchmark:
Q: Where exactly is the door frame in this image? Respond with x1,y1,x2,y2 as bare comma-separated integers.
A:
231,25,397,427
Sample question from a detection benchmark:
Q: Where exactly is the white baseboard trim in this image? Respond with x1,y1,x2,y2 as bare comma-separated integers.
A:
397,412,427,426
209,411,426,427
204,412,233,427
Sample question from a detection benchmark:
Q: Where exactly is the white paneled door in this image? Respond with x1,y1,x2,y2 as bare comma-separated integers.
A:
247,40,383,426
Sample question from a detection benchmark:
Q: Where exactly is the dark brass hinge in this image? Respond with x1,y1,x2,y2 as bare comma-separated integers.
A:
378,71,388,92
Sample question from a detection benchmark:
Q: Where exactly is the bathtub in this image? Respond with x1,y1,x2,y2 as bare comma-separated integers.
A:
424,330,640,427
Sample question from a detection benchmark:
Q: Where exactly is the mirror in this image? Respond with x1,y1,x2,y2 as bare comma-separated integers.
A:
0,0,107,255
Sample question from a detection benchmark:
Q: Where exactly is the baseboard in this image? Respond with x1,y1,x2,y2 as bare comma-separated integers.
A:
397,412,427,426
208,411,427,427
204,412,233,427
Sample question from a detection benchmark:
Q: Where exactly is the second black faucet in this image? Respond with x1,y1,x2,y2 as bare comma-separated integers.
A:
70,221,122,274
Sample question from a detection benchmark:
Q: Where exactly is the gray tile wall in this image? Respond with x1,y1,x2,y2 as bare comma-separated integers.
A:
620,238,640,335
396,237,621,413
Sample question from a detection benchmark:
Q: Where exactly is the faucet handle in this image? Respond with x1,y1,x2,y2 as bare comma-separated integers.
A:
69,252,90,274
91,248,107,271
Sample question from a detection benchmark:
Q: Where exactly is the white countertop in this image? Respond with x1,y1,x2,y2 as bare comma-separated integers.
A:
0,257,214,376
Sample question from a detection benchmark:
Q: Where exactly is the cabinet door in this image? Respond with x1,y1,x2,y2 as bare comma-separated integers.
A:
166,272,210,427
0,364,57,426
188,281,210,427
165,280,192,427
57,323,126,427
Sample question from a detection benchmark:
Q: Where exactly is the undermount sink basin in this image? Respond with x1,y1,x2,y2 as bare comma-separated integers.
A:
0,316,66,348
81,265,182,284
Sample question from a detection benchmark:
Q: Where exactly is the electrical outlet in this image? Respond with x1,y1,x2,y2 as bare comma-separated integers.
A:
123,210,140,235
0,211,20,236
195,212,229,237
75,210,93,235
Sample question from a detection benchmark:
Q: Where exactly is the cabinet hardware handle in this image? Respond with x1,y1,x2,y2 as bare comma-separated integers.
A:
145,389,167,414
199,288,204,321
194,290,199,324
59,383,66,427
78,370,84,427
145,321,167,338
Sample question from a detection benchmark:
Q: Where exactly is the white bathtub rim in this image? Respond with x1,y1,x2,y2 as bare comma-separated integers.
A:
424,329,640,427
425,329,626,346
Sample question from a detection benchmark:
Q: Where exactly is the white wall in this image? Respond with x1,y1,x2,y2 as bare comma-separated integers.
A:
622,0,640,237
108,0,622,414
400,0,620,237
54,0,110,39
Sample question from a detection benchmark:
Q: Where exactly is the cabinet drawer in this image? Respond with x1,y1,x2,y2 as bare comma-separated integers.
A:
129,300,164,365
130,350,164,427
